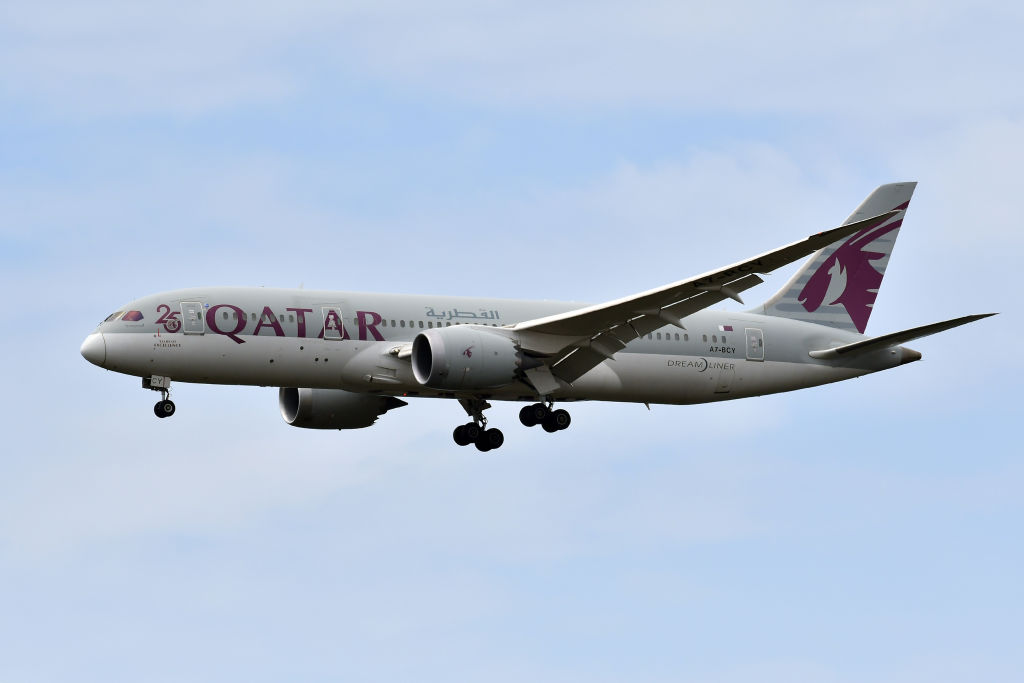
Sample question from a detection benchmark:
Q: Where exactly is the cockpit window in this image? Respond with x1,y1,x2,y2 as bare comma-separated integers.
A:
122,310,144,321
104,311,125,322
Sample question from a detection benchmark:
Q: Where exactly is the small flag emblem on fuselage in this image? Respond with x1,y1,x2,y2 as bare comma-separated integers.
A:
718,325,733,332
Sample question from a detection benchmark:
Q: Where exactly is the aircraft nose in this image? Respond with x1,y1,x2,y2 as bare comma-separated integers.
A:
81,333,106,367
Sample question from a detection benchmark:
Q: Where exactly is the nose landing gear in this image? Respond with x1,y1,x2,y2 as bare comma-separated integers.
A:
144,375,176,419
154,399,176,418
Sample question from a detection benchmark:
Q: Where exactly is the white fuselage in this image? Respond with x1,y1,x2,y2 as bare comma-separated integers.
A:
83,287,909,406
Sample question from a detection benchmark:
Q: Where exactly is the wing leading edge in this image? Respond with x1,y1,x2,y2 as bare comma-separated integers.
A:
512,210,902,384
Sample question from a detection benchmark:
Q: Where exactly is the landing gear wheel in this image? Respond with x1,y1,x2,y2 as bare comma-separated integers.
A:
453,424,471,446
519,403,549,427
475,428,504,452
542,409,570,432
454,422,481,446
154,400,176,418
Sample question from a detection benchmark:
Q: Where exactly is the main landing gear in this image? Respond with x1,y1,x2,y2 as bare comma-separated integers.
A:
519,402,571,433
144,375,176,419
453,398,504,452
451,398,573,451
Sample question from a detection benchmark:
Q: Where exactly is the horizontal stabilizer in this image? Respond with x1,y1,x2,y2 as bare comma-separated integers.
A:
808,313,996,360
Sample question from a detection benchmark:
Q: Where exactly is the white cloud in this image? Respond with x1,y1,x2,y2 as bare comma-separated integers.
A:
3,1,1022,117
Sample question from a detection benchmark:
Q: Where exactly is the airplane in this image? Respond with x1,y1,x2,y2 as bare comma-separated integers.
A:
81,182,993,451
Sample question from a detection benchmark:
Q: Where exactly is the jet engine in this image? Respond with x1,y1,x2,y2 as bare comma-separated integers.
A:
412,325,533,390
279,387,407,429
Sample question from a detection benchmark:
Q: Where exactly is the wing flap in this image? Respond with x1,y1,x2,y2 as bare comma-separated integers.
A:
549,274,767,382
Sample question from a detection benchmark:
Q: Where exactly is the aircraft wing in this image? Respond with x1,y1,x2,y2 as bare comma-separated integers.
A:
512,210,902,385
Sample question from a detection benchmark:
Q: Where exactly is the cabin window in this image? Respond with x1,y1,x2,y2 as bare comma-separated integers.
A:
703,334,708,342
390,320,396,327
674,333,679,341
684,333,689,341
418,321,424,329
713,335,717,343
409,321,414,328
656,333,661,340
446,322,451,327
400,320,406,328
721,335,727,343
428,322,434,329
648,334,653,340
251,313,257,321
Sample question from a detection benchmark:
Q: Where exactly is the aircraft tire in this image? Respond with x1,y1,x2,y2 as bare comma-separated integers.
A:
453,424,472,446
154,400,176,418
475,428,503,452
519,405,537,427
464,422,481,441
485,428,504,449
542,409,570,432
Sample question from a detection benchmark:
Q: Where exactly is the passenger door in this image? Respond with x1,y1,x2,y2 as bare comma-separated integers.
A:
181,301,205,335
320,306,346,341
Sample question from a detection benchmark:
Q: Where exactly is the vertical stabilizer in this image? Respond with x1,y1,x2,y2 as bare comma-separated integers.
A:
754,182,917,333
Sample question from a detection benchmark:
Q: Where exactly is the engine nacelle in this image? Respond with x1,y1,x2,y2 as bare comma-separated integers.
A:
412,325,527,390
279,387,407,429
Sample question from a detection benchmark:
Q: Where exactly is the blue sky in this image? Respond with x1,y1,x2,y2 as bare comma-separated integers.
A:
1,2,1021,681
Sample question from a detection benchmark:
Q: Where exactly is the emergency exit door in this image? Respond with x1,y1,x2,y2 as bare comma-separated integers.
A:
745,328,764,361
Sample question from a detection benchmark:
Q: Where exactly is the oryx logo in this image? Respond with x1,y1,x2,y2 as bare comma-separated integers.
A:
463,346,474,358
798,212,904,333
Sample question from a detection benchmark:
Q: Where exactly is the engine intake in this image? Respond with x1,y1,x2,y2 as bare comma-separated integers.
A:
279,387,407,429
412,326,528,390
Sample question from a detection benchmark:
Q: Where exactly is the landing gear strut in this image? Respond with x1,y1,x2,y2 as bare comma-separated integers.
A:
144,375,176,419
519,402,571,433
453,398,504,452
